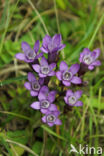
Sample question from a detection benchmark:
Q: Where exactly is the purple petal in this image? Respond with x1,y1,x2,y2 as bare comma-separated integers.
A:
41,109,48,114
55,119,62,125
60,61,68,71
42,116,47,123
32,64,40,73
48,91,56,103
42,35,51,48
69,64,80,75
48,71,55,76
48,122,54,127
63,80,71,86
40,57,48,66
66,89,73,97
38,86,49,101
74,90,83,99
30,91,38,96
75,101,83,107
91,48,100,59
79,48,91,62
64,97,68,104
35,52,43,59
15,53,25,61
49,104,57,111
58,44,66,51
88,65,94,70
71,76,82,84
21,42,31,54
39,73,47,78
91,60,101,66
40,47,48,53
39,78,44,85
34,40,39,53
54,111,60,117
30,101,40,110
56,71,62,80
28,72,36,82
52,34,61,47
49,63,56,71
24,82,31,90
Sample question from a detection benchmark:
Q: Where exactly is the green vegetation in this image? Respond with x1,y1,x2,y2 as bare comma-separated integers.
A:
0,0,104,155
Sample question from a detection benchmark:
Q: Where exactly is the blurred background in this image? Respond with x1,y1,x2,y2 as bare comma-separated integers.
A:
0,0,104,155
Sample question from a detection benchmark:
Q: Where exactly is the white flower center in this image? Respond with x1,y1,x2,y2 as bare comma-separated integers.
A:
27,50,36,60
32,81,40,91
47,114,56,122
63,71,72,81
83,55,92,65
41,66,49,75
68,96,77,105
41,100,50,109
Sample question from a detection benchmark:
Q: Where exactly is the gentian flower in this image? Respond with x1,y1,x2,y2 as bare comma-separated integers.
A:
56,61,82,86
32,57,56,78
79,48,101,70
40,34,65,54
64,90,83,106
30,86,57,114
42,110,62,127
24,72,44,96
15,40,43,63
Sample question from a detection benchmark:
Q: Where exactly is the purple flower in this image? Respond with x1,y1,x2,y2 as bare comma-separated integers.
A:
56,61,82,86
24,72,44,96
42,110,62,127
79,48,101,70
32,57,56,78
64,90,83,106
40,34,65,54
15,40,43,63
30,86,57,114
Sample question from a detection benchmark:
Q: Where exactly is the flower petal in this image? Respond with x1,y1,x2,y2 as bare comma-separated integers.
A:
48,122,54,127
40,47,48,53
48,91,56,103
66,89,73,97
91,48,100,59
88,65,94,70
40,57,48,66
42,116,47,123
42,35,51,48
30,101,40,110
74,101,83,107
48,71,55,76
38,86,49,101
32,64,40,73
91,60,101,66
58,44,66,51
49,63,56,71
28,72,36,82
49,104,57,111
21,42,31,54
55,119,62,125
35,52,43,59
41,109,48,114
74,90,83,99
34,40,39,53
69,64,80,75
52,34,62,47
56,71,62,81
15,53,25,61
60,61,68,71
71,76,82,84
39,78,44,85
63,80,71,86
24,82,31,90
79,48,91,62
30,91,38,96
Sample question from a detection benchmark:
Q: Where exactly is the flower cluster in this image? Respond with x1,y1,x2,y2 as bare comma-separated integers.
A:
15,34,101,127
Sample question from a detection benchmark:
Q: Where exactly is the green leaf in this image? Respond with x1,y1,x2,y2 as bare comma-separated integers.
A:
56,0,66,10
